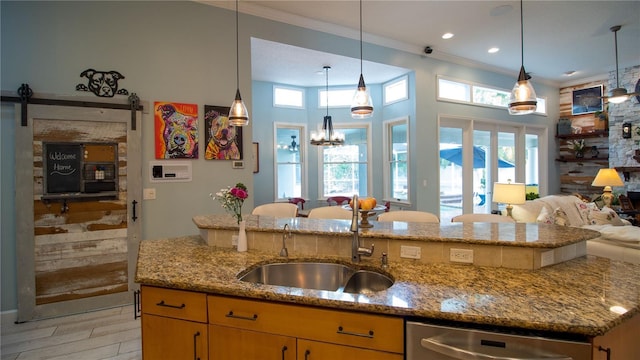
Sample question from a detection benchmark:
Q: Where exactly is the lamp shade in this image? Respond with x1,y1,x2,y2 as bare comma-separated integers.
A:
493,182,526,205
592,168,624,188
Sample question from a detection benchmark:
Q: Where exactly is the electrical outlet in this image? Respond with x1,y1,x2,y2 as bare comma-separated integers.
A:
450,248,473,263
143,188,156,200
400,245,421,259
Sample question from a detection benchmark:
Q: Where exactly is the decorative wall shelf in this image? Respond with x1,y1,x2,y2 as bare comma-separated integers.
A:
555,130,609,139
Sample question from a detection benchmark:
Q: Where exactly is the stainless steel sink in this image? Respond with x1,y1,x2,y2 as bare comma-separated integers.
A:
238,262,393,293
342,270,394,293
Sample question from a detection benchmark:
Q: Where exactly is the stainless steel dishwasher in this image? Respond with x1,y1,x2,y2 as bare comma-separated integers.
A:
406,320,592,360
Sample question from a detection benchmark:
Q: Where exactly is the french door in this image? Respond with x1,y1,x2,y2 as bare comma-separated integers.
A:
438,116,546,223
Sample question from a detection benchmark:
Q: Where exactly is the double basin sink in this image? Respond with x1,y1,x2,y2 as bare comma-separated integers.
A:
238,262,394,294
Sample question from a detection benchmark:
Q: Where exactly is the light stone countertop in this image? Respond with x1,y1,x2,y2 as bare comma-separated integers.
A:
135,235,640,337
193,214,601,248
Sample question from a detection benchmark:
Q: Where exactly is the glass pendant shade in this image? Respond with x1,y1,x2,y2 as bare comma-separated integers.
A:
508,67,537,115
229,88,249,126
607,87,629,104
350,74,374,119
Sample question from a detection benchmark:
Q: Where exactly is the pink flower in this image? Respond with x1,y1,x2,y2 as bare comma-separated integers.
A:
235,189,248,199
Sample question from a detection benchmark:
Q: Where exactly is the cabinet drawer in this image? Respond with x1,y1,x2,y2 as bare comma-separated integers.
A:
141,285,207,323
208,295,403,354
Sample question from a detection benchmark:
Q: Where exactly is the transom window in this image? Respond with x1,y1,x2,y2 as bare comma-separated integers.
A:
274,85,305,109
383,75,408,105
318,88,354,108
437,75,547,115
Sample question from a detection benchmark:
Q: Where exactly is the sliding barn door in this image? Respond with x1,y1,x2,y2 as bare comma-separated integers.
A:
15,103,141,322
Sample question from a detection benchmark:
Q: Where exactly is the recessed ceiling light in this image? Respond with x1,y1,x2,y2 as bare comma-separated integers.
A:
488,47,500,54
442,33,454,40
563,70,576,76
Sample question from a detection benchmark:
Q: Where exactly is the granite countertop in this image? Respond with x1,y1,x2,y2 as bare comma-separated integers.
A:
135,236,640,337
193,214,601,249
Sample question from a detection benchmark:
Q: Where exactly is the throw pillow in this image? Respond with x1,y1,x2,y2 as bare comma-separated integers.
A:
553,207,570,226
574,201,599,224
602,207,625,226
536,206,554,224
588,207,625,226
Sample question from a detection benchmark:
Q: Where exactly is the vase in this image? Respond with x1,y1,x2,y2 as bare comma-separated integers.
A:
237,220,247,252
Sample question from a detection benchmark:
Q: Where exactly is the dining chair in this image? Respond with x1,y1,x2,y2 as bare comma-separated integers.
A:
288,197,306,210
251,203,299,217
307,206,352,220
326,196,351,206
451,213,515,223
377,210,440,223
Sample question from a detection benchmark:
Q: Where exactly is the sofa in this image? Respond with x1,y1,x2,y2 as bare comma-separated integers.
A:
508,194,640,264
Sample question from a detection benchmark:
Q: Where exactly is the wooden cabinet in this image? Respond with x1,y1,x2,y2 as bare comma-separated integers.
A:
141,286,208,360
207,294,403,359
592,314,640,359
210,324,296,360
297,339,402,360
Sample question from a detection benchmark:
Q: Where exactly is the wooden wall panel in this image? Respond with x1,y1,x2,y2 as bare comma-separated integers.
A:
557,80,609,197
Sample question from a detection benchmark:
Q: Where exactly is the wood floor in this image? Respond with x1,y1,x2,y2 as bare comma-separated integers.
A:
1,305,141,360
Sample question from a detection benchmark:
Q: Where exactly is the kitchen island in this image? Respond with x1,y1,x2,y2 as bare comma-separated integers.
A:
136,215,639,359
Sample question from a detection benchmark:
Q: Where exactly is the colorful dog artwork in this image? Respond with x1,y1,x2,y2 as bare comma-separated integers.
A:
154,102,199,159
204,105,243,160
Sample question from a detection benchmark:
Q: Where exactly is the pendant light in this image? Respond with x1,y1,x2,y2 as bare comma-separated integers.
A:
508,0,537,115
311,66,345,146
228,0,249,126
289,135,298,152
350,0,373,119
607,25,639,104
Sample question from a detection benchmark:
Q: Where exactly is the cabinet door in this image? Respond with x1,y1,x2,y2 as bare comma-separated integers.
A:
298,339,403,360
592,314,640,359
209,324,296,360
142,314,208,360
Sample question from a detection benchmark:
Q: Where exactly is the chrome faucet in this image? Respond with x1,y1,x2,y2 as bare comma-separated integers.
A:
280,224,290,257
351,195,374,263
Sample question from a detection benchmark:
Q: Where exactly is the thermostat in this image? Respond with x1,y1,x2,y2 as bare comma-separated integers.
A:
149,160,192,182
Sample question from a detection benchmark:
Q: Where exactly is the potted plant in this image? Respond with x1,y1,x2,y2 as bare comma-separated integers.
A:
594,107,608,131
569,139,585,158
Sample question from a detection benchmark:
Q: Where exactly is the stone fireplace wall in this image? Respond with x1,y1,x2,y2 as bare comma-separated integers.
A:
607,65,640,192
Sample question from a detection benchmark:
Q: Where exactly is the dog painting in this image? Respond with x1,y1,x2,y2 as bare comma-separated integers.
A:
154,102,199,159
76,68,129,97
205,105,243,160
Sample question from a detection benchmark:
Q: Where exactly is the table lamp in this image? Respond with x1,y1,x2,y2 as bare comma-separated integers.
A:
592,168,624,207
493,181,525,218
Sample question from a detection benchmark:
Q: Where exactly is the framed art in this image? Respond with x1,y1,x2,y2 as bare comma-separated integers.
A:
204,105,243,160
252,142,259,173
154,102,198,159
571,85,603,115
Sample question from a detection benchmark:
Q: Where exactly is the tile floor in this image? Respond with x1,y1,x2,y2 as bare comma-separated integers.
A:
1,305,140,360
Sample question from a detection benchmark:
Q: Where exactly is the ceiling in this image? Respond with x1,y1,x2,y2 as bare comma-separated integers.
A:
200,1,640,88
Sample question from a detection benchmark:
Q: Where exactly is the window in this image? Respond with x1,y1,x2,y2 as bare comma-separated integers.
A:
274,85,305,109
275,124,306,200
318,88,354,108
384,118,409,202
437,76,547,115
383,76,408,105
319,124,370,197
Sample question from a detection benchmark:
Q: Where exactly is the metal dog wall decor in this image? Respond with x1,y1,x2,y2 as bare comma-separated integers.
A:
76,68,129,97
204,105,243,160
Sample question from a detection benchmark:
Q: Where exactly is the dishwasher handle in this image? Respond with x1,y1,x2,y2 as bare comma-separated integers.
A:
420,337,573,360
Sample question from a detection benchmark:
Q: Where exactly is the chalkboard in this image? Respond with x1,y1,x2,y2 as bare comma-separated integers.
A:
45,143,82,194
